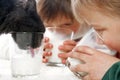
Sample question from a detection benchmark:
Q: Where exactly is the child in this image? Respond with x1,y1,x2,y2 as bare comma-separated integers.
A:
37,0,90,63
37,0,90,40
61,0,120,80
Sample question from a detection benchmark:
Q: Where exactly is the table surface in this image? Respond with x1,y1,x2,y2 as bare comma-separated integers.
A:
0,59,81,80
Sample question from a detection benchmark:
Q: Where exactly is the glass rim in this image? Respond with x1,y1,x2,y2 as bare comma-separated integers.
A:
94,31,104,42
46,27,74,33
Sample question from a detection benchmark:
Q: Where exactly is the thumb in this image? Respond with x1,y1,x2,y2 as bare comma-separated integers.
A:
75,46,101,55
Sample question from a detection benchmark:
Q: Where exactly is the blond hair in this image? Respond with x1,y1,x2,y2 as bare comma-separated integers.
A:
71,0,120,22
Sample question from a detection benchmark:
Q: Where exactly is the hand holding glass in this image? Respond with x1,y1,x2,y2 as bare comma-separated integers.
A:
67,28,116,78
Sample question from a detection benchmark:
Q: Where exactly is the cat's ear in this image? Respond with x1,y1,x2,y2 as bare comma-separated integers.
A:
25,0,45,33
25,0,36,12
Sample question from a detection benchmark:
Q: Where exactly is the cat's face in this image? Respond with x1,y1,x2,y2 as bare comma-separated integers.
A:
0,0,45,34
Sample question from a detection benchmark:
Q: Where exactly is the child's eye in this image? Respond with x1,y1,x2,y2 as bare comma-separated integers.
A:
93,27,104,34
96,30,102,34
60,23,73,28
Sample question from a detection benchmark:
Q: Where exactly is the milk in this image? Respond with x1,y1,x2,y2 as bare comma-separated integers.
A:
45,27,74,66
11,50,42,77
48,38,64,64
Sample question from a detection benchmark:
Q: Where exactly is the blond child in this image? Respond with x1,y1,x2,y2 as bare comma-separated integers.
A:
60,0,120,80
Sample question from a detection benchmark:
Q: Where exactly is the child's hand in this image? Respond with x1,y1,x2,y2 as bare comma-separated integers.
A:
43,38,77,64
67,46,120,80
42,37,53,63
58,40,77,64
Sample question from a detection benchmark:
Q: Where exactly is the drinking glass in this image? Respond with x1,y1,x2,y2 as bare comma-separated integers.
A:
67,28,116,79
11,32,44,78
44,27,74,67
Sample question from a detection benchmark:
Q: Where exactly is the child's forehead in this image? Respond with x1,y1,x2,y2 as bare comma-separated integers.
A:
45,18,72,24
44,15,73,23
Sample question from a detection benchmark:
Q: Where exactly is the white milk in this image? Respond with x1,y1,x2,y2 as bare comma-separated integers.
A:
48,38,64,64
45,28,73,65
11,50,42,77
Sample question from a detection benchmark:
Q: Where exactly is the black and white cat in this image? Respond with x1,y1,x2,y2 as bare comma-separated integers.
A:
0,0,45,59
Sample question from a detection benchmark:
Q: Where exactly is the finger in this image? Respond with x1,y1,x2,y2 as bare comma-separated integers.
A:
58,53,69,59
69,51,91,62
43,52,52,56
42,58,48,63
58,40,76,52
42,55,50,63
43,37,49,43
62,59,67,64
44,43,53,50
75,46,108,56
70,64,89,73
63,40,77,46
59,45,74,52
74,46,97,55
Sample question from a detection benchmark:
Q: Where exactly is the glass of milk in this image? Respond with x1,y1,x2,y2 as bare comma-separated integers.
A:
44,27,74,67
67,28,117,78
11,32,44,78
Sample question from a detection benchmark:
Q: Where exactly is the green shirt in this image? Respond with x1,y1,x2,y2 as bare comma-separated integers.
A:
102,61,120,80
